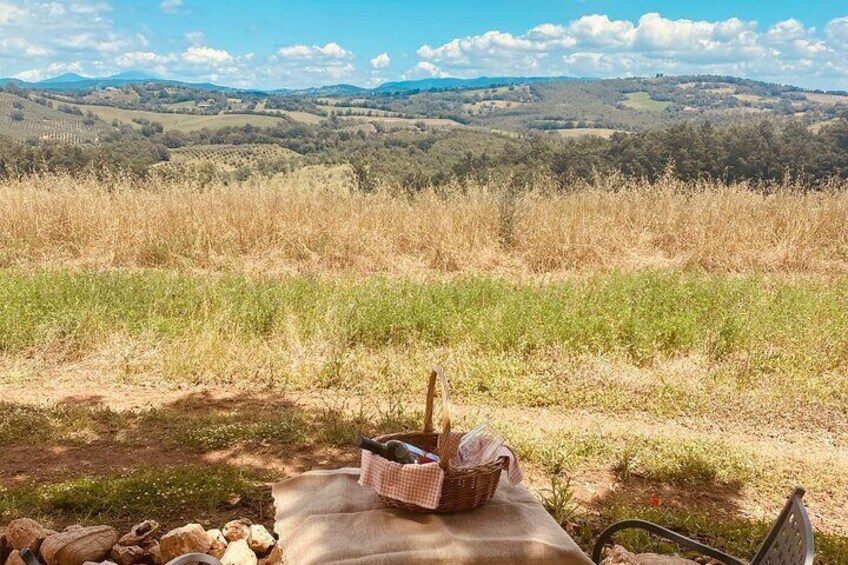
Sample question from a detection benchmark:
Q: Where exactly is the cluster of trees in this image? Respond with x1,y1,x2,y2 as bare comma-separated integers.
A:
549,119,848,184
0,129,169,178
1,103,847,187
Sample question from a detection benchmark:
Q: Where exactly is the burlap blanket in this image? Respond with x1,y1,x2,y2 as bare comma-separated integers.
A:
272,468,593,565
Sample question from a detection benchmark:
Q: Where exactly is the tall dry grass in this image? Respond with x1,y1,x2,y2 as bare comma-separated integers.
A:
1,167,847,275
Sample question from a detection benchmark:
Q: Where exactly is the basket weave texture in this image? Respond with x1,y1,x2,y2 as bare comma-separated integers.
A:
373,368,504,513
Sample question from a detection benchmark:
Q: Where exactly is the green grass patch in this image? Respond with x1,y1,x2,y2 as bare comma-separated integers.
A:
0,402,120,445
510,429,761,489
1,269,847,417
1,269,847,364
622,92,672,112
0,466,267,526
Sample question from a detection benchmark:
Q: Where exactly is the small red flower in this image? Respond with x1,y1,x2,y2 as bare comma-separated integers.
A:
649,495,662,507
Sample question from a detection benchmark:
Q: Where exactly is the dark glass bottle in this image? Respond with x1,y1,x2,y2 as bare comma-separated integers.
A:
356,436,439,464
357,436,415,464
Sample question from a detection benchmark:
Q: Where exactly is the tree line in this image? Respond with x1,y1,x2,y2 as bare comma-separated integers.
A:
1,114,847,187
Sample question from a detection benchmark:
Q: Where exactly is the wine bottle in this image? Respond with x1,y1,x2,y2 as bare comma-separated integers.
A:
356,436,440,464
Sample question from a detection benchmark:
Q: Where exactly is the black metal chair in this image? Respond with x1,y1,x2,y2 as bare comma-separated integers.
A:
592,486,814,565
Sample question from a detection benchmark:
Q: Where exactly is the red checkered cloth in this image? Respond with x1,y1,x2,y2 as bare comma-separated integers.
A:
358,445,523,510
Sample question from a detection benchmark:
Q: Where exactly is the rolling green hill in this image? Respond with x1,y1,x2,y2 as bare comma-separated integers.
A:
0,92,108,143
70,103,288,132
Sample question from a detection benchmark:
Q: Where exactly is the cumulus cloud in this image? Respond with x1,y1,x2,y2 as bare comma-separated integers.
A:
1,1,847,90
159,0,182,14
370,52,391,69
181,46,233,65
116,51,176,68
767,19,809,41
0,2,25,24
0,0,142,79
13,61,84,82
405,61,448,79
276,42,352,60
826,17,848,50
411,12,848,88
185,31,205,45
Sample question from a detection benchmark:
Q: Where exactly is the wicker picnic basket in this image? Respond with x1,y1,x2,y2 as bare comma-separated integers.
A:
374,367,505,513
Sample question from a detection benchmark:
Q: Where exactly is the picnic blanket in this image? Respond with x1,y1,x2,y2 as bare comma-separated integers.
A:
272,468,593,565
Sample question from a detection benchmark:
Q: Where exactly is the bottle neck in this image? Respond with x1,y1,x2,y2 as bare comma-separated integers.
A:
357,436,388,457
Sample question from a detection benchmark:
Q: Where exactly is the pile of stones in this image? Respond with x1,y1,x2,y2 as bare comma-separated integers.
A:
0,519,281,565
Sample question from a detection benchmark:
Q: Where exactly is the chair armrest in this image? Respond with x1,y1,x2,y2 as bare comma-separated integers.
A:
164,553,224,565
591,519,746,565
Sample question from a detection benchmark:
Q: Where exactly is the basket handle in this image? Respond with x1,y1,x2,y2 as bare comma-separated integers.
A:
423,366,455,471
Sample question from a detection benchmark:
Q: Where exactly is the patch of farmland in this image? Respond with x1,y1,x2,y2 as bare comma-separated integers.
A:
703,86,737,95
253,102,324,124
0,93,106,143
164,144,300,171
804,92,848,105
71,104,287,132
464,100,527,115
338,115,462,127
622,92,672,112
734,94,770,104
316,104,402,117
553,127,623,139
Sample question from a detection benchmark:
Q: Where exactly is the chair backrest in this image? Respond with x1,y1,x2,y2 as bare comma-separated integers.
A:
751,486,814,565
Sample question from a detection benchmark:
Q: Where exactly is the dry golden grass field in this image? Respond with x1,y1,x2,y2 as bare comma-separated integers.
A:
1,170,847,563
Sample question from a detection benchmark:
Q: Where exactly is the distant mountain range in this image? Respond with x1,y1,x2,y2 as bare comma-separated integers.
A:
0,71,233,92
0,71,587,95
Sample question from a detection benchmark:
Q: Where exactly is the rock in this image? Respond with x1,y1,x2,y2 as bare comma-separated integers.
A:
109,546,146,565
63,527,83,534
41,525,118,565
6,550,26,565
145,545,161,565
1,534,10,565
256,544,281,565
158,525,211,564
118,522,159,549
219,541,255,565
246,527,273,558
7,519,47,552
220,521,251,544
205,531,227,560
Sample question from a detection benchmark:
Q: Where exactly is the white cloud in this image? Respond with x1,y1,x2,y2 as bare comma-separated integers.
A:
418,31,538,65
276,42,352,60
13,61,84,82
185,31,205,45
411,12,848,89
116,51,176,68
370,52,390,69
159,0,182,14
767,19,810,42
181,46,233,65
565,15,634,47
0,2,25,24
407,61,447,79
12,68,45,81
1,3,848,91
826,17,848,50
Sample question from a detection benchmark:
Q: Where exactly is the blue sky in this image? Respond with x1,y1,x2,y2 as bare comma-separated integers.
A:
1,1,847,90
